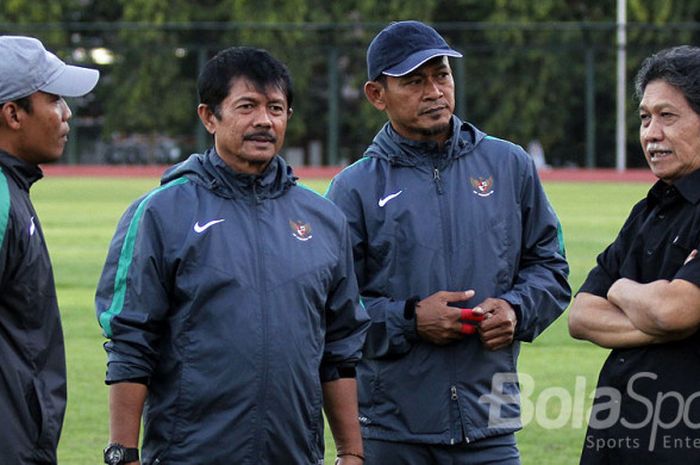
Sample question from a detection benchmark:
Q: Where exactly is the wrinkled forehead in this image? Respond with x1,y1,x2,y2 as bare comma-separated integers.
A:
227,76,287,103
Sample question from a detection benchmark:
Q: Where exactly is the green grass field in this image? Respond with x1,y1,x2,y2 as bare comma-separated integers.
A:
30,176,650,464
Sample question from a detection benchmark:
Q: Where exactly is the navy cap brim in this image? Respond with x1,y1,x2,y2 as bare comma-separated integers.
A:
382,48,463,78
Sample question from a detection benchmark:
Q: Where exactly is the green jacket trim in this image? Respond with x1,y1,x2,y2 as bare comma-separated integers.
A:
99,177,189,337
0,170,10,252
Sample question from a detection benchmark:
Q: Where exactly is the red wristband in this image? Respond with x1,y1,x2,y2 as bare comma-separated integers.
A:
460,323,477,335
460,308,484,322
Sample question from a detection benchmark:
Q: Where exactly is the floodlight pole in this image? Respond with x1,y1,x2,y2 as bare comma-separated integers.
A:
616,0,627,171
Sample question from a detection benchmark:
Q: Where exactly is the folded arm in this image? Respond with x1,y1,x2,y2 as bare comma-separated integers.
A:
568,286,699,349
608,277,700,337
568,292,658,348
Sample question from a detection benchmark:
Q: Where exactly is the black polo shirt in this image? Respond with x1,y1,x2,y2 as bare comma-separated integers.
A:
578,168,700,464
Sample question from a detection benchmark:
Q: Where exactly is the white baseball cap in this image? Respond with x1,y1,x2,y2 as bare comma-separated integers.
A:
0,35,99,103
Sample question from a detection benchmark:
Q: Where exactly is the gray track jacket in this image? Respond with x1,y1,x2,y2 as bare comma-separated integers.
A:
326,118,571,445
96,151,369,465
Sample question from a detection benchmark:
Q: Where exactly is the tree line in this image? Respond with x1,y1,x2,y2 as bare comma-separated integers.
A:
2,0,700,167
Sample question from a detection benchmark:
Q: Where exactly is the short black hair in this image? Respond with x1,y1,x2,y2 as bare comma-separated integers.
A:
197,46,293,118
0,95,32,113
14,95,32,113
634,45,700,116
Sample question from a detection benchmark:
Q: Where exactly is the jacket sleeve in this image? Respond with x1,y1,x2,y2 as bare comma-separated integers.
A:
326,176,417,360
498,157,572,342
95,196,172,384
320,218,370,382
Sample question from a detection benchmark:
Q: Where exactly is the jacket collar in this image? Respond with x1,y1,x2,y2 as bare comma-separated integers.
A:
363,115,484,167
0,150,43,191
161,148,296,200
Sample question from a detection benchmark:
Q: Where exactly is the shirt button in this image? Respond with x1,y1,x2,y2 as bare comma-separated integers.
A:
646,249,653,255
619,358,625,363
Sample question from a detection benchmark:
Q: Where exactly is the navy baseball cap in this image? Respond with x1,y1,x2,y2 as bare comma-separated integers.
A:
367,21,462,81
0,35,99,103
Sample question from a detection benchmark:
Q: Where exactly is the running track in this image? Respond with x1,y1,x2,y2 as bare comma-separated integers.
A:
41,165,657,183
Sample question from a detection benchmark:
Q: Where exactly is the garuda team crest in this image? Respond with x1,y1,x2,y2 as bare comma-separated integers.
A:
470,176,495,197
289,220,313,241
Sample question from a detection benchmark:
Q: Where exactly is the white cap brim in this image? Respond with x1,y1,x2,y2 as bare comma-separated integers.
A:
41,64,100,98
383,49,463,78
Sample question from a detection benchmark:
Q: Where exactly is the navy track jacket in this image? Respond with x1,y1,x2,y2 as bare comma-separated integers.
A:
326,118,571,445
96,151,369,465
0,151,66,465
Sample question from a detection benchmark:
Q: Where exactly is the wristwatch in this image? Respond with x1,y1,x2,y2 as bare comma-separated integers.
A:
103,443,139,465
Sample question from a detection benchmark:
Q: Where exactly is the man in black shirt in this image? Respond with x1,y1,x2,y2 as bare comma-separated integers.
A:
569,45,700,464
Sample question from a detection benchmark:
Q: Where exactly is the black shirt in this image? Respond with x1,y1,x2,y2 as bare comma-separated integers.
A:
579,168,700,464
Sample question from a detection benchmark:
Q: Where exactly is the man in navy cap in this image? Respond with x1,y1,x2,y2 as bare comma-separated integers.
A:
0,35,99,465
327,20,570,464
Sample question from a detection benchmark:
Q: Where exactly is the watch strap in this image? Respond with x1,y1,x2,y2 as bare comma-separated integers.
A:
122,447,139,463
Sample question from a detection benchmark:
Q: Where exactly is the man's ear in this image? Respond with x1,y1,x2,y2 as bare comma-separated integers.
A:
364,81,387,111
197,104,217,135
0,102,23,130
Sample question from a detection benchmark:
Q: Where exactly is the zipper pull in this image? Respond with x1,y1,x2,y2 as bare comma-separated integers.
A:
433,167,444,194
451,385,458,400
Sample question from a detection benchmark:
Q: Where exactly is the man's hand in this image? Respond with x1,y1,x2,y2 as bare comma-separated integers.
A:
473,298,517,350
416,290,475,344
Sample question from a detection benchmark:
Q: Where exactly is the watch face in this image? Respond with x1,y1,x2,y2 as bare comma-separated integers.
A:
105,445,124,464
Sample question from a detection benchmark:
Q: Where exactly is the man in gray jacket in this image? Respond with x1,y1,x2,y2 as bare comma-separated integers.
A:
327,21,570,464
97,47,369,465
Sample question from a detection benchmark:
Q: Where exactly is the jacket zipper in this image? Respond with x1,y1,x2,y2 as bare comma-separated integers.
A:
433,164,454,285
450,385,470,444
450,385,459,445
252,183,270,462
437,163,464,444
437,163,461,444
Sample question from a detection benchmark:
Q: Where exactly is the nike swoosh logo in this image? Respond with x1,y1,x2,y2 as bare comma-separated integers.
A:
194,218,225,233
378,190,403,207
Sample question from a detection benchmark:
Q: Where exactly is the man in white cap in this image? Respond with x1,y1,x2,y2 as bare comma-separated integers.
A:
327,21,570,464
0,35,99,465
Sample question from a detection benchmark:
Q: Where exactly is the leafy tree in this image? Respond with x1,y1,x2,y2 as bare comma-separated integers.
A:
4,0,700,166
100,0,194,138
